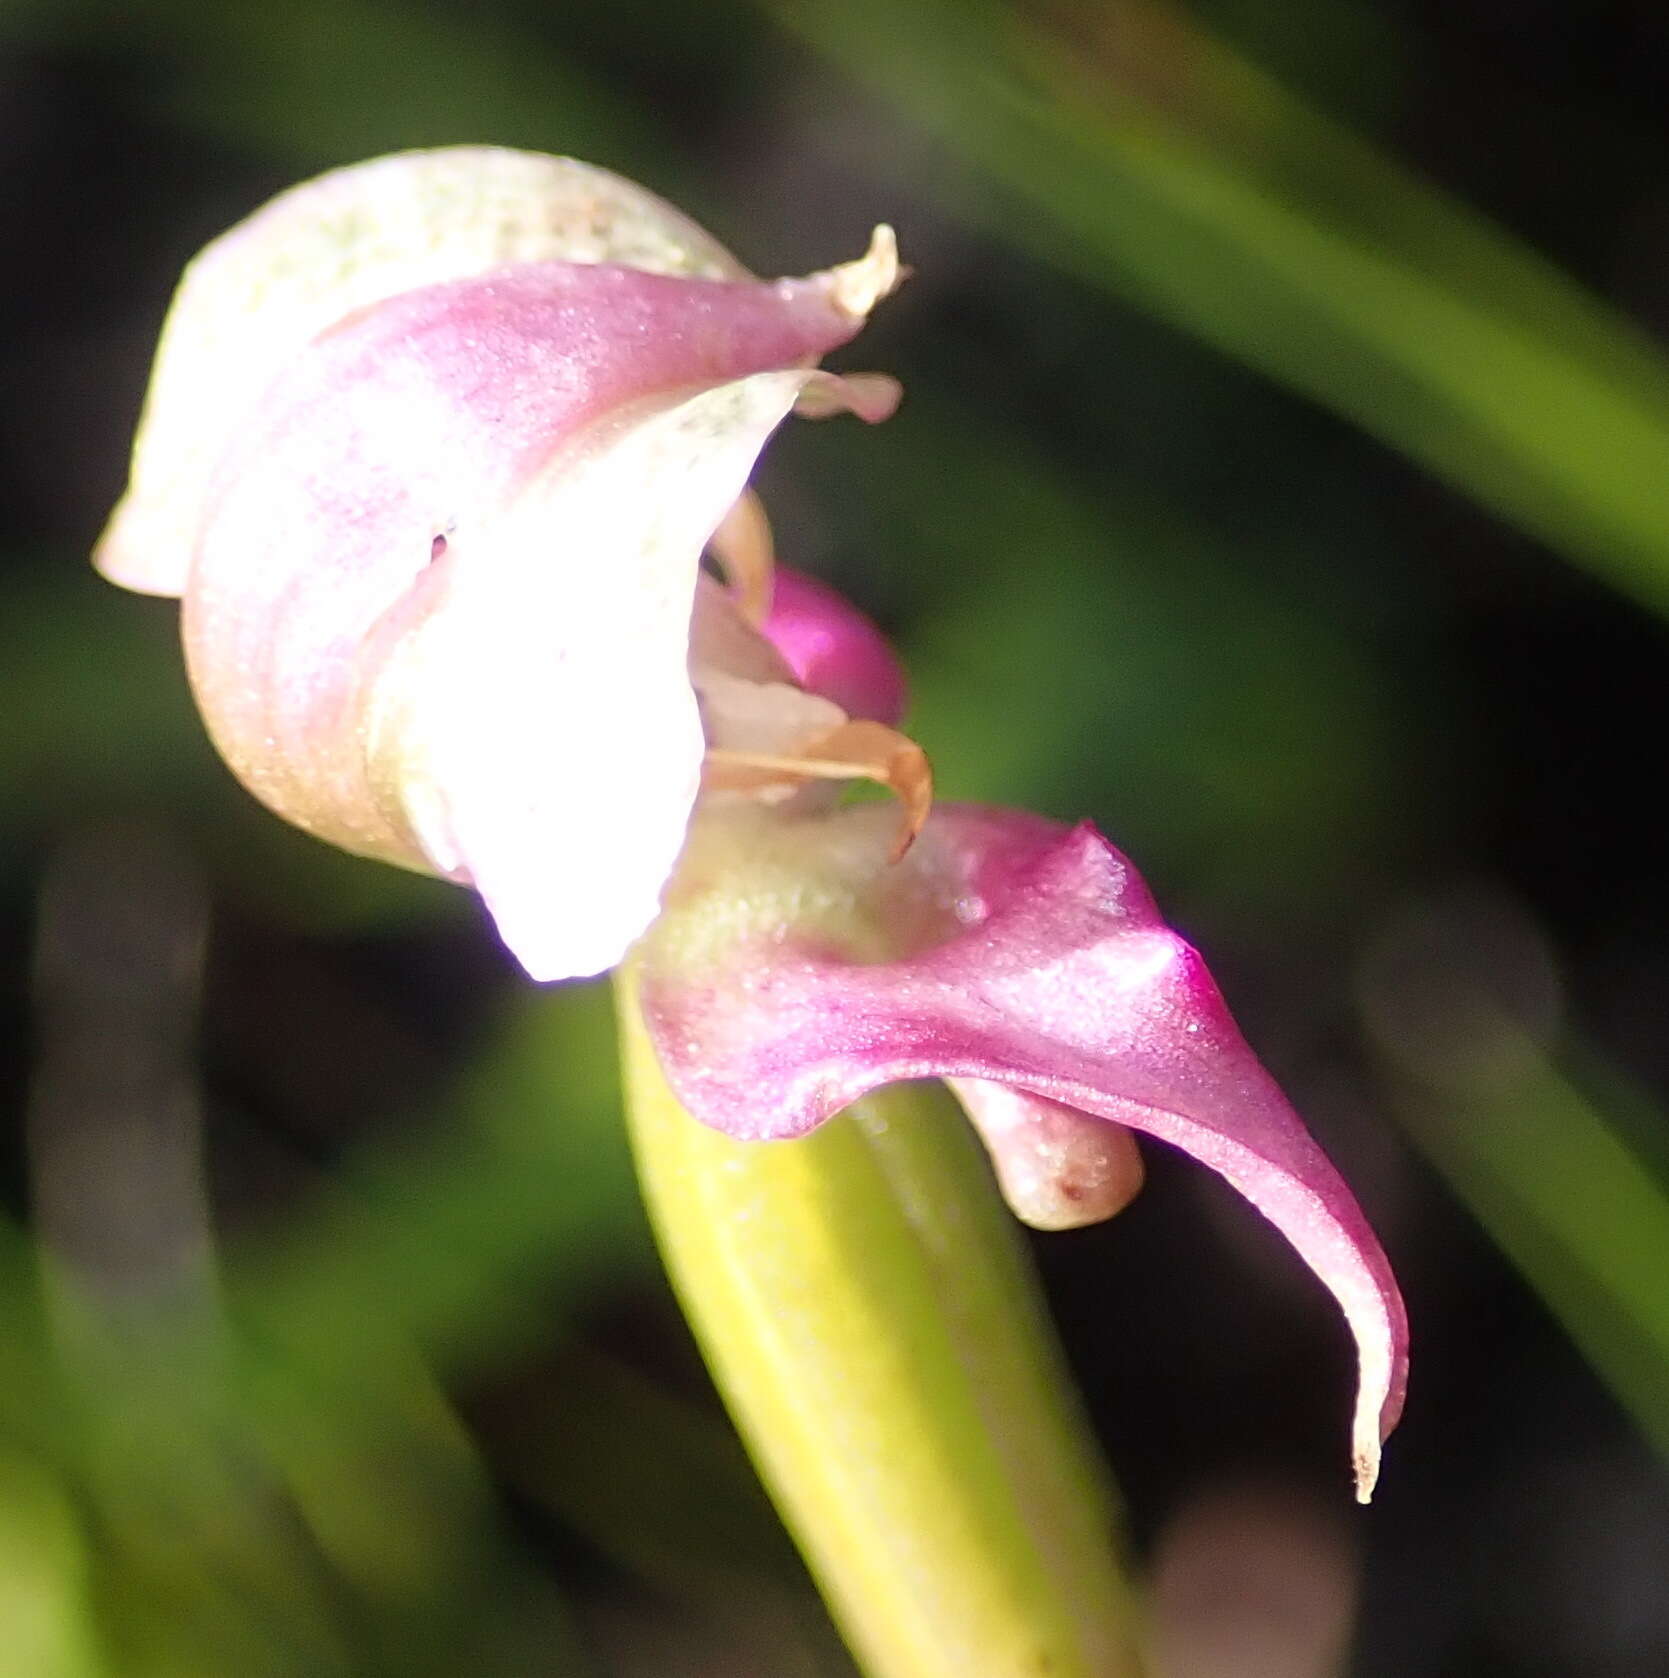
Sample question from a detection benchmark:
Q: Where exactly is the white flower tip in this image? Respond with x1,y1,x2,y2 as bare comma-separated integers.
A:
1353,1427,1381,1505
1350,1290,1398,1503
490,891,658,984
823,225,903,318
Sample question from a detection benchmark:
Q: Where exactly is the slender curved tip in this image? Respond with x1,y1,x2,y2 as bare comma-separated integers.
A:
821,225,903,317
1353,1354,1401,1503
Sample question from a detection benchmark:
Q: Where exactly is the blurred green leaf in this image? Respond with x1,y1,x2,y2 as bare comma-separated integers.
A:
0,1454,104,1678
1,0,660,183
775,0,1669,617
1361,932,1669,1460
231,981,649,1381
1387,1052,1669,1461
0,570,210,833
0,1225,57,1457
801,394,1416,909
494,1346,858,1677
0,566,463,930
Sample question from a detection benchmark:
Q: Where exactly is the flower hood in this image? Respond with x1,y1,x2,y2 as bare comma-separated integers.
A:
97,146,905,980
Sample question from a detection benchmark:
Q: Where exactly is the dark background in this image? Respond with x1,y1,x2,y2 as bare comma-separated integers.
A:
5,1,1669,1672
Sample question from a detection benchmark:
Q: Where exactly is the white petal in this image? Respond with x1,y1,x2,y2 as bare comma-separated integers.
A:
379,369,817,981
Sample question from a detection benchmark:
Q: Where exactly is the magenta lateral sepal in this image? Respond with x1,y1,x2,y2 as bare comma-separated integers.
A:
638,802,1408,1497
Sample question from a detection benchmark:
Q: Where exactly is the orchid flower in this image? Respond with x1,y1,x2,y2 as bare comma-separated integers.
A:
96,147,1406,1508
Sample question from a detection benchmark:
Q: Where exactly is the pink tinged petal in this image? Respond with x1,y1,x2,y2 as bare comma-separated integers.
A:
946,1077,1146,1231
687,572,853,759
684,575,897,787
96,146,751,598
638,803,1408,1499
761,567,909,727
183,249,900,982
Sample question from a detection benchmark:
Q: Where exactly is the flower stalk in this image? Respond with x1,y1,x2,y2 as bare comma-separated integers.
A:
616,967,1143,1678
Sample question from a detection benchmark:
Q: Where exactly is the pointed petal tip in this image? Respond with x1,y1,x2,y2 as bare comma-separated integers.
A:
91,503,188,598
793,370,903,424
821,225,904,318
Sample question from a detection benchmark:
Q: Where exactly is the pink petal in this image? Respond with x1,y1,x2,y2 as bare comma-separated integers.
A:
638,802,1408,1498
761,567,909,726
183,248,898,981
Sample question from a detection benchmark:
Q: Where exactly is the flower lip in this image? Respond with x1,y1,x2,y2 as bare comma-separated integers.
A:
637,801,1408,1499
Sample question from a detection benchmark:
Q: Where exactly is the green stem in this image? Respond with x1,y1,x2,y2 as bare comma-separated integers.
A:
615,972,1143,1678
